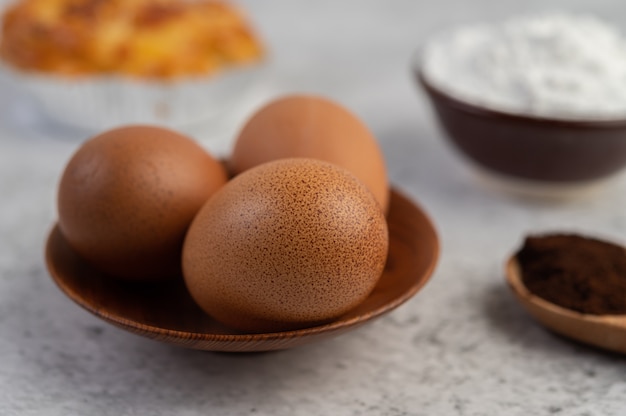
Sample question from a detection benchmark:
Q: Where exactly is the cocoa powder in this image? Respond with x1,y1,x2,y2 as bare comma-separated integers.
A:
517,234,626,315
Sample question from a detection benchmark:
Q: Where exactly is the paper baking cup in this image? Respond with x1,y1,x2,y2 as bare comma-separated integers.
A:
0,64,265,131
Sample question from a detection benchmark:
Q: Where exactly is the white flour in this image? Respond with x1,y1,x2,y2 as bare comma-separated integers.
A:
421,13,626,120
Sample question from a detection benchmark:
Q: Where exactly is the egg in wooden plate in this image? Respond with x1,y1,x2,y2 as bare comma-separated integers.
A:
57,125,228,280
230,94,390,213
182,158,389,332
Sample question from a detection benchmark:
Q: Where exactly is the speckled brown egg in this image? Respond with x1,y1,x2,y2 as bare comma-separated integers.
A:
57,125,228,280
229,94,390,213
182,158,389,332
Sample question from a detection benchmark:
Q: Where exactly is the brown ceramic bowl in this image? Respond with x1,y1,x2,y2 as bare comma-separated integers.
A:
415,67,626,185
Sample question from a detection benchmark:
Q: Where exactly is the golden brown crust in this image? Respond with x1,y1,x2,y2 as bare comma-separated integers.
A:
0,0,263,79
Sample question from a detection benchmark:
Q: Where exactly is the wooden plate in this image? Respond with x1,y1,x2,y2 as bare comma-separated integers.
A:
45,189,439,352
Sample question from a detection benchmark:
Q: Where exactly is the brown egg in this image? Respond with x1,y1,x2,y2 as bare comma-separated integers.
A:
182,158,389,332
230,94,390,213
57,125,228,280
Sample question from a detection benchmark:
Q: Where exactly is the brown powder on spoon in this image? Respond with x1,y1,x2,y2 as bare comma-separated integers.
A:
517,234,626,315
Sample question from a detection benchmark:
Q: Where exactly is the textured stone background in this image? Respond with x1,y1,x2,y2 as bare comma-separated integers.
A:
1,0,626,415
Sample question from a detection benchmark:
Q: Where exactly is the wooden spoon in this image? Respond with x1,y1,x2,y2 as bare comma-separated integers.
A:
505,257,626,354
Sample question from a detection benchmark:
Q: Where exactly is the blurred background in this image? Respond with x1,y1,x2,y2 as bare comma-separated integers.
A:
3,0,626,153
2,1,626,415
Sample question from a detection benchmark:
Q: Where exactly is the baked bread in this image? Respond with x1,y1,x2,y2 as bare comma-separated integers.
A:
0,0,263,79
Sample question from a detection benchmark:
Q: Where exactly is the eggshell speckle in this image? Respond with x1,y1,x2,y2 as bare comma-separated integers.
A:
58,125,228,280
182,158,389,332
230,94,390,212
